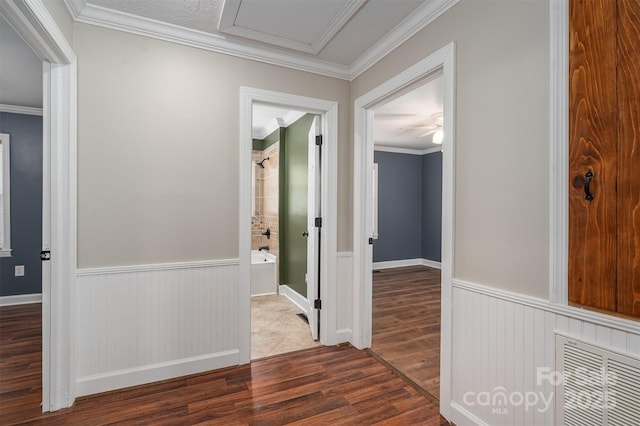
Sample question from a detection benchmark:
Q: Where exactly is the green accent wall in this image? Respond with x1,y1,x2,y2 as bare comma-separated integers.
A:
279,114,315,297
252,128,280,151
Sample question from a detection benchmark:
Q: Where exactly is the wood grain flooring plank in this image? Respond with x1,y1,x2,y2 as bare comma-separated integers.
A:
371,265,442,400
1,303,447,425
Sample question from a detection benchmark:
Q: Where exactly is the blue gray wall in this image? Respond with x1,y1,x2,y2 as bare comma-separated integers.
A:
421,152,442,261
373,150,442,263
0,112,43,296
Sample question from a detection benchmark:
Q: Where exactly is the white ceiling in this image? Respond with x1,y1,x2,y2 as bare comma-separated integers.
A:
252,105,305,140
0,15,43,108
67,0,459,80
374,71,444,151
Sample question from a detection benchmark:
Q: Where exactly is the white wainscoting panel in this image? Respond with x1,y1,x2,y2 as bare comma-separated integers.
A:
448,280,640,426
336,252,353,342
76,260,240,396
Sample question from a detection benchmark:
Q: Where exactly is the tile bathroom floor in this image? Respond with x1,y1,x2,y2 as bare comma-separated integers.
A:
251,294,320,360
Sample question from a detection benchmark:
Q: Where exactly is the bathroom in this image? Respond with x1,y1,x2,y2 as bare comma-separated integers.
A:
250,105,319,360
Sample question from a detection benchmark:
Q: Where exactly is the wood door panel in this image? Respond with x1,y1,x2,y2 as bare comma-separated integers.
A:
616,0,640,316
568,0,618,311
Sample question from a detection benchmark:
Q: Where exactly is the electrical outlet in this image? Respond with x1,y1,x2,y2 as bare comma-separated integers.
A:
15,265,25,277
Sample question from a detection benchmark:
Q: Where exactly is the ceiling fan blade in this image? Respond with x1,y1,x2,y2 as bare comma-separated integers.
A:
375,113,419,118
420,128,438,137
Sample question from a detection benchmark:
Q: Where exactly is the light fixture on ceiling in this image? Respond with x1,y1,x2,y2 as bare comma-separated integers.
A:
432,129,444,144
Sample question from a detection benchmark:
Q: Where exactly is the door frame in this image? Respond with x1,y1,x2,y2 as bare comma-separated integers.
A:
238,87,338,363
352,42,456,419
0,0,77,411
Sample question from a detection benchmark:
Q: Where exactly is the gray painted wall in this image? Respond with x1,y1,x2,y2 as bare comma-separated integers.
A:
422,152,442,262
373,150,442,263
373,151,423,262
0,112,42,296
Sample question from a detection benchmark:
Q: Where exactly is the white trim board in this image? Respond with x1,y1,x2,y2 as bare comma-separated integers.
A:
77,258,240,276
549,0,569,305
453,278,640,336
279,284,309,315
76,350,238,397
64,0,459,81
0,104,43,116
374,145,442,156
373,258,441,270
0,293,42,306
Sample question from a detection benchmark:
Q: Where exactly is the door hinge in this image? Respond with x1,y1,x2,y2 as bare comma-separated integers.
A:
315,217,322,228
314,299,322,310
369,238,373,245
315,135,323,146
40,250,51,261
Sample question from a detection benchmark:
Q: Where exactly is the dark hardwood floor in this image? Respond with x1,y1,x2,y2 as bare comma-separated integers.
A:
0,303,42,425
0,303,447,425
371,265,441,400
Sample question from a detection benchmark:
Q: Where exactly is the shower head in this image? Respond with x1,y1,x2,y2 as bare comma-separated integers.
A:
256,157,270,168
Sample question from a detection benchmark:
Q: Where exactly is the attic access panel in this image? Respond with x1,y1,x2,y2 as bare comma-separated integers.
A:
218,0,367,54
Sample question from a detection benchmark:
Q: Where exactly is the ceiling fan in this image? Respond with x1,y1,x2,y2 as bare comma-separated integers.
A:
398,112,443,136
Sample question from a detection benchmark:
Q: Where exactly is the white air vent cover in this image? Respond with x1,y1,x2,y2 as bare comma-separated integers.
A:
556,334,640,426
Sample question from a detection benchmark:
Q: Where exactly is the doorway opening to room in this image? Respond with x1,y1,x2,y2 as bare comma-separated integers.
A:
249,104,322,360
0,12,46,421
369,71,444,401
239,88,339,364
352,43,456,411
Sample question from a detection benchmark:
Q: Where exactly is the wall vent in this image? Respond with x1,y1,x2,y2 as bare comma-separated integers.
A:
556,334,640,426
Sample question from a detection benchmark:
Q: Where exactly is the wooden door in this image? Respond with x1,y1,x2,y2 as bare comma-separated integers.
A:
569,0,640,316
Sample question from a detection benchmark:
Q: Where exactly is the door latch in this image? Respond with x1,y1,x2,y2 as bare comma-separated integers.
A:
40,250,51,261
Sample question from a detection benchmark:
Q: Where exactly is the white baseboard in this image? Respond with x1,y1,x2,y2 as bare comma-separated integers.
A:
0,293,42,306
448,401,489,426
279,284,309,314
372,258,441,270
76,349,239,397
335,328,353,343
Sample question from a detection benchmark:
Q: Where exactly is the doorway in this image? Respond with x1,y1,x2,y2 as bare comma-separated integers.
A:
352,42,456,413
249,105,321,359
239,88,338,364
368,72,444,400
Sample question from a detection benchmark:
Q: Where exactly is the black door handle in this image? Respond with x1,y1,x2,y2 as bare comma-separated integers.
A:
584,170,594,202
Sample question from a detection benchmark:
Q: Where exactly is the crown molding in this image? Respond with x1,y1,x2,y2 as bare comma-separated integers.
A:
0,104,44,115
349,0,460,79
66,0,459,81
374,144,442,155
67,1,351,80
254,110,306,140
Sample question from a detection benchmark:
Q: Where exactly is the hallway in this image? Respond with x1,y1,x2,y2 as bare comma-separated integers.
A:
0,302,447,424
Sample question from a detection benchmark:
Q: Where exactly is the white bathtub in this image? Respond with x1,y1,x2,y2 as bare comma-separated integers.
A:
251,250,277,296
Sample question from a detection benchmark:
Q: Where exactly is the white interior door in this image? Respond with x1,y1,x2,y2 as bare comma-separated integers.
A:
306,115,321,340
